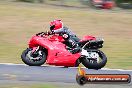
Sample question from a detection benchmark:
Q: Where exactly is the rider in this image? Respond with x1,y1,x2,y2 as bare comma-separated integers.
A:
49,19,81,54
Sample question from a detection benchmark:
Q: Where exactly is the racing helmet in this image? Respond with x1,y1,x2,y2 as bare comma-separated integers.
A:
50,20,63,31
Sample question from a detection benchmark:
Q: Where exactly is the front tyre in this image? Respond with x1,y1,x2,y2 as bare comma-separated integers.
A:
21,48,46,66
82,50,107,69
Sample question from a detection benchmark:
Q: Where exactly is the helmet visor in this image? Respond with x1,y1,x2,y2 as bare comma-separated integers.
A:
50,25,55,31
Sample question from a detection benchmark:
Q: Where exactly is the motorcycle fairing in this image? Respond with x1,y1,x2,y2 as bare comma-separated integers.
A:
28,36,80,67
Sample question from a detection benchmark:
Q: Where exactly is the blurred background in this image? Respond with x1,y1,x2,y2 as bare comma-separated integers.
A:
0,0,132,69
15,0,132,9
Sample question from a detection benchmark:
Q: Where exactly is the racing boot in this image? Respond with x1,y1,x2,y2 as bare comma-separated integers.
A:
71,44,81,54
72,48,81,54
67,38,81,54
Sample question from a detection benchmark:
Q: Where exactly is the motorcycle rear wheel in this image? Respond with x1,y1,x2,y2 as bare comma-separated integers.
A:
81,50,107,69
21,48,46,66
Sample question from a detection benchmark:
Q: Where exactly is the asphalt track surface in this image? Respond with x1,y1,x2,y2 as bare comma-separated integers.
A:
0,63,132,88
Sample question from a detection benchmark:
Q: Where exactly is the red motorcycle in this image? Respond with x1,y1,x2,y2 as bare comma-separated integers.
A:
90,0,115,9
21,32,107,69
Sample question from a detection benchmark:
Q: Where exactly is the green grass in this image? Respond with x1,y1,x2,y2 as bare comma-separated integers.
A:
44,0,87,7
0,2,132,69
0,84,55,88
32,84,56,88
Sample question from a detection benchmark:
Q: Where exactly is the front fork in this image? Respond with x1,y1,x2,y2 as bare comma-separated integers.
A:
31,46,40,56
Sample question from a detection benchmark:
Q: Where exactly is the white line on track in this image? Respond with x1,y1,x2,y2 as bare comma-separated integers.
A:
0,63,132,71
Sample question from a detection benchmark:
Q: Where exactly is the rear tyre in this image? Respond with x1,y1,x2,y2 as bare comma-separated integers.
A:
21,48,46,66
82,50,107,69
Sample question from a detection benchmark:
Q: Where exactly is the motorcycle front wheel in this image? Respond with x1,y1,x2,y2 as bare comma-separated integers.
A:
21,48,47,66
81,50,107,70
